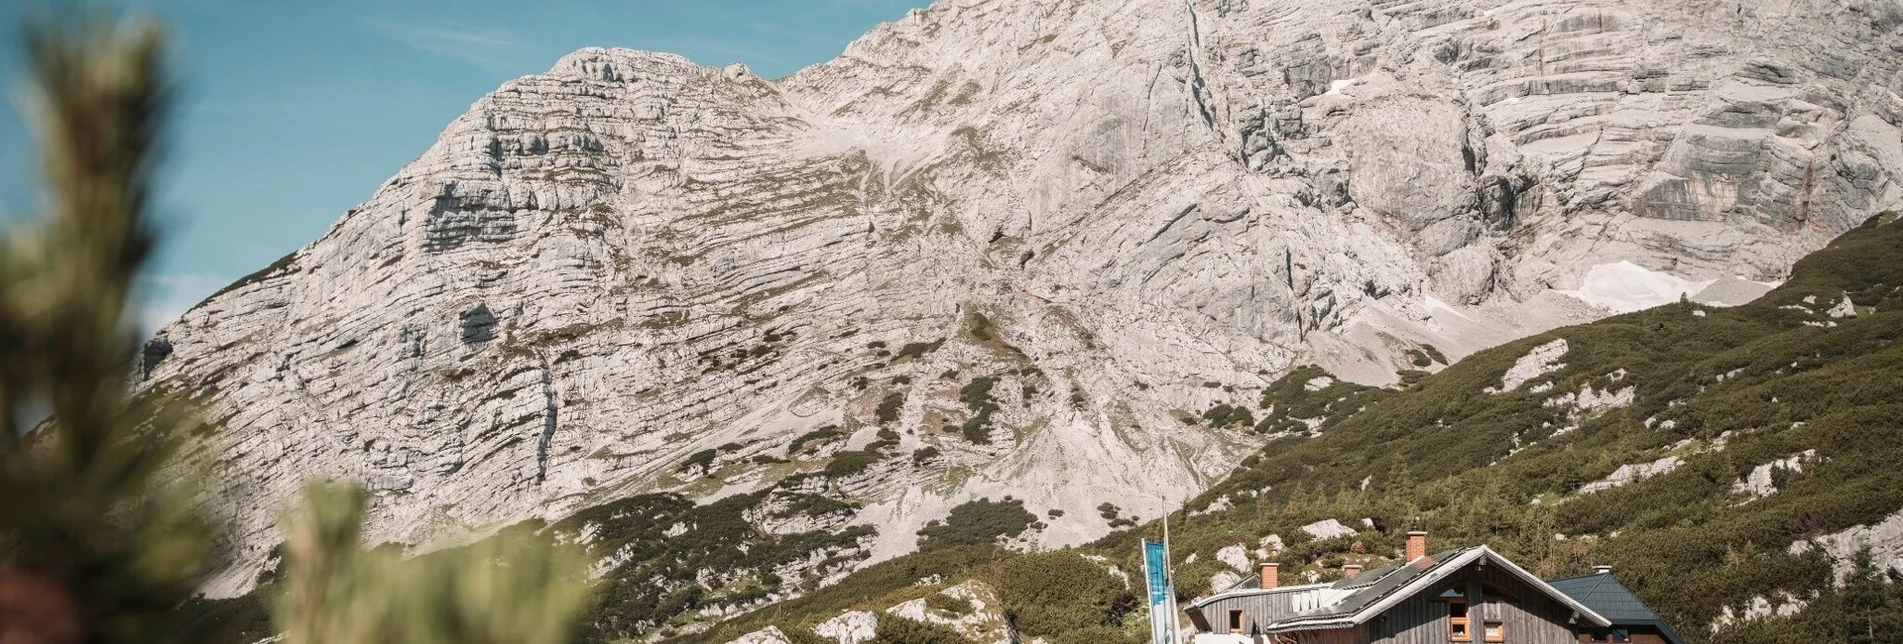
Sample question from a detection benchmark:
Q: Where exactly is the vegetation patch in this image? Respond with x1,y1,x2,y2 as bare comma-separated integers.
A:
876,392,906,424
923,592,974,616
679,449,718,476
824,450,883,479
788,426,845,454
917,498,1037,551
896,338,946,361
1200,403,1255,428
872,614,970,644
986,551,1137,640
958,376,1001,444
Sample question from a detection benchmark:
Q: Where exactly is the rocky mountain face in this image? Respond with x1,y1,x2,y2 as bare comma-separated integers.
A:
145,0,1903,602
700,211,1903,644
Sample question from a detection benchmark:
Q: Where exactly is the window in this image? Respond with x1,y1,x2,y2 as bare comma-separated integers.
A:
1228,610,1244,633
1484,621,1504,642
1449,599,1470,642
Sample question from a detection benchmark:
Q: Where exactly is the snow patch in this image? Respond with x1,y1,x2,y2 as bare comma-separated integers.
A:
1423,295,1473,320
1560,261,1714,313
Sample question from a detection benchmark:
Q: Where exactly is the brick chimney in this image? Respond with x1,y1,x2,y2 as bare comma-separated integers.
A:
1260,562,1279,589
1594,565,1613,575
1406,530,1428,562
1343,564,1363,577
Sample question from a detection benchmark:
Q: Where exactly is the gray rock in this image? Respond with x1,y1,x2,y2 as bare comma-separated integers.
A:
147,0,1903,600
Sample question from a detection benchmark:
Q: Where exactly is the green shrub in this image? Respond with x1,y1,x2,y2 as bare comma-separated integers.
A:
877,392,906,424
1202,403,1256,428
680,449,718,476
789,426,845,453
923,593,974,616
897,339,946,360
959,378,996,410
773,494,856,519
912,447,941,465
873,614,971,644
959,377,1001,443
917,499,1036,551
987,551,1136,638
825,451,882,479
1052,626,1141,644
779,625,832,644
960,411,996,444
968,313,995,342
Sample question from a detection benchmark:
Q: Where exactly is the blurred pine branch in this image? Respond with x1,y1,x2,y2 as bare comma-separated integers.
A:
276,483,594,644
0,12,212,644
0,11,594,644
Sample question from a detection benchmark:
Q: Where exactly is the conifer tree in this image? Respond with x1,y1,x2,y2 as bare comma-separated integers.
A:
0,13,594,644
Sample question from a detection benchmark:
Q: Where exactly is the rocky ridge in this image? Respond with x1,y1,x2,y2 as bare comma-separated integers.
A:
145,0,1903,601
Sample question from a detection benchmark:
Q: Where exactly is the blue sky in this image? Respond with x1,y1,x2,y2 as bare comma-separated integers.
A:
0,0,930,331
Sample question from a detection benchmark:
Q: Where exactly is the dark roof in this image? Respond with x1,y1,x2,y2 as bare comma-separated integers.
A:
1546,573,1687,644
1208,548,1467,597
1282,547,1475,622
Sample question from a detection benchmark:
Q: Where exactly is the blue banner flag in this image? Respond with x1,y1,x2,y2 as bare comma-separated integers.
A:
1143,540,1177,644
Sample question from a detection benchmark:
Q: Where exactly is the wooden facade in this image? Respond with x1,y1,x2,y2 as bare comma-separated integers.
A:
1190,555,1601,644
1361,563,1583,644
1193,587,1311,636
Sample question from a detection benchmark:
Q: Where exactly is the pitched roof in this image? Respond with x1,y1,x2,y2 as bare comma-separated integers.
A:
1274,547,1475,624
1546,573,1687,644
1260,546,1612,633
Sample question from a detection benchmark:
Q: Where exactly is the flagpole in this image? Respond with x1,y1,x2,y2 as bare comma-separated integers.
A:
1164,511,1180,644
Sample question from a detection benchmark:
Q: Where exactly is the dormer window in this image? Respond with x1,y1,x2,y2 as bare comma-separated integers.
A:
1450,599,1471,641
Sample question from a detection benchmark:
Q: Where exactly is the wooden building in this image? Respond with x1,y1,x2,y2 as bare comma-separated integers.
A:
1184,532,1684,644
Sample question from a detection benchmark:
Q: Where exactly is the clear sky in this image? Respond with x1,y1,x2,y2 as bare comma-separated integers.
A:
0,0,931,332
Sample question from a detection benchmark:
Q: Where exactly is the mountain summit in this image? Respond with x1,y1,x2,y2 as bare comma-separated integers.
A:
144,0,1903,601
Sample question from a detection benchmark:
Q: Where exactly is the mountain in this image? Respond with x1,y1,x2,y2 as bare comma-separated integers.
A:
689,211,1903,644
144,0,1903,616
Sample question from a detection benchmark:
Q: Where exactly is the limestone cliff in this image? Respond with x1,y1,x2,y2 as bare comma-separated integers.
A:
143,0,1903,600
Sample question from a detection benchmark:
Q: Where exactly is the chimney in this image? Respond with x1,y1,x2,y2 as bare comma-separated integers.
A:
1343,564,1363,577
1594,565,1613,575
1260,562,1280,589
1406,530,1428,562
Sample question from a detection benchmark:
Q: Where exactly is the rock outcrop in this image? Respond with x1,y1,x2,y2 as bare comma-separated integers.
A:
146,0,1903,599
